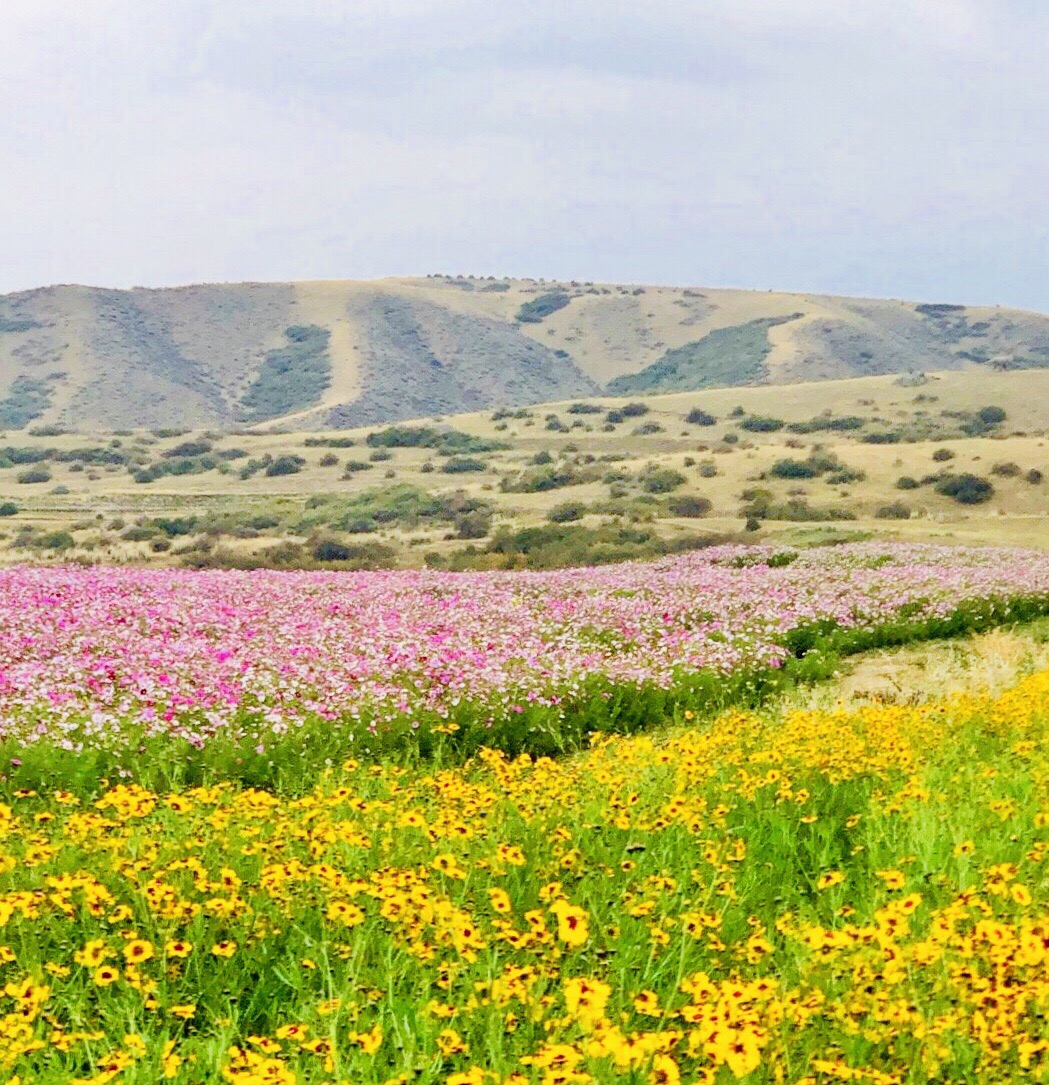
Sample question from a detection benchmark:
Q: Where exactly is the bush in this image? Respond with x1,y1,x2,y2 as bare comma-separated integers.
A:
39,531,74,551
121,525,157,542
441,457,486,474
1026,469,1044,485
686,408,717,426
786,415,865,434
769,458,821,480
632,421,663,436
17,467,51,484
825,467,866,485
640,466,686,494
501,463,602,493
319,453,339,467
311,538,353,562
548,501,587,523
739,415,785,433
876,502,912,520
265,455,305,477
455,510,492,540
991,462,1021,478
978,405,1007,426
0,501,18,516
516,291,570,323
567,403,604,415
895,476,920,490
934,473,994,504
619,403,649,418
667,495,712,518
153,517,198,537
367,426,505,455
163,440,213,459
932,448,955,462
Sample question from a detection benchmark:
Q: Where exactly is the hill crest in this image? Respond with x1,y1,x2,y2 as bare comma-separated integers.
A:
1,276,1048,431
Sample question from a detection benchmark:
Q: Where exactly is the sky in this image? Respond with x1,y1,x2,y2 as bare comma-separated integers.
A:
1,0,1047,309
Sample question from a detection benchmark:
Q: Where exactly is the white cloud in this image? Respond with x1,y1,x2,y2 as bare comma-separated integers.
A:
0,1,1046,308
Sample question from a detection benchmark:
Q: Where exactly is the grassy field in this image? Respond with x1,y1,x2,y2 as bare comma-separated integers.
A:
4,618,1049,1082
0,368,1046,567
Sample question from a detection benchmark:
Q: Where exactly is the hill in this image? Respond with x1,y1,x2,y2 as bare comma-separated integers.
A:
2,276,1049,431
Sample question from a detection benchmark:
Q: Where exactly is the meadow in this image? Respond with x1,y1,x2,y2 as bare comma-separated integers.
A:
4,609,1049,1082
3,544,1049,791
3,546,1049,1083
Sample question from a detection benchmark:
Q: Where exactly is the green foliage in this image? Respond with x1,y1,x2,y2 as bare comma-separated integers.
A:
264,455,305,477
477,523,726,570
547,501,587,523
686,407,717,425
500,462,603,493
875,502,912,519
666,494,712,517
303,436,356,448
238,325,331,423
515,290,571,323
786,415,865,434
0,315,39,333
934,472,994,504
454,509,492,539
739,414,785,433
440,457,486,473
607,315,801,394
768,457,822,480
366,426,507,455
37,531,74,551
163,440,213,459
0,501,18,516
16,466,51,484
639,466,686,494
0,376,53,429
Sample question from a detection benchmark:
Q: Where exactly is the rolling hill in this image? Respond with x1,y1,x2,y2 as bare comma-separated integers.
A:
2,275,1049,431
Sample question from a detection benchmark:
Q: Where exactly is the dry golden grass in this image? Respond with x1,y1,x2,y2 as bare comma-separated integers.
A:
0,368,1046,564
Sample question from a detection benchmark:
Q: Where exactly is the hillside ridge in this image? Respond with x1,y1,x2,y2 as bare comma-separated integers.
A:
2,276,1049,431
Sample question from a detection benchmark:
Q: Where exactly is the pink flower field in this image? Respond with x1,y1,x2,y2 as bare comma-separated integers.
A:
1,543,1048,753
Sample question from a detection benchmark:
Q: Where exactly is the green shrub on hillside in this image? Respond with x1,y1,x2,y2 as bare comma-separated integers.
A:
934,473,994,504
366,426,506,455
740,414,785,433
0,377,52,429
264,455,305,477
607,315,800,394
515,291,570,323
238,325,331,423
16,466,51,484
547,501,587,523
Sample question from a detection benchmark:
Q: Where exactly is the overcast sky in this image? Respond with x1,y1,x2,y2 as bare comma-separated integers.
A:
1,1,1046,308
